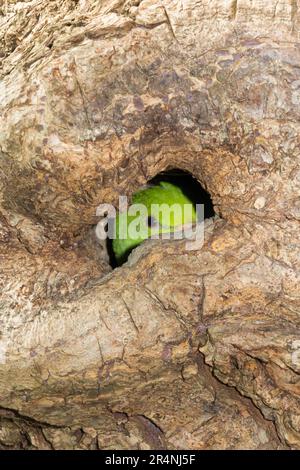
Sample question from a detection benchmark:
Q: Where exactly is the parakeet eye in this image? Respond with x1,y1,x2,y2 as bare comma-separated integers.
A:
147,216,158,228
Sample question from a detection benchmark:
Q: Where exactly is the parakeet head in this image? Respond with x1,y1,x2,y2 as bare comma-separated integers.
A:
111,181,197,265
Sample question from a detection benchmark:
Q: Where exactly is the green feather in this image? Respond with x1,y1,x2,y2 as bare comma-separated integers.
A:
112,182,197,264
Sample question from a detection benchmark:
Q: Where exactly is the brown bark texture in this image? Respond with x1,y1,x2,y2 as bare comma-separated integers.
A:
0,0,299,450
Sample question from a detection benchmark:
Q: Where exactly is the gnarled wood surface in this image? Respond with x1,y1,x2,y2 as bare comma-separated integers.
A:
0,0,299,449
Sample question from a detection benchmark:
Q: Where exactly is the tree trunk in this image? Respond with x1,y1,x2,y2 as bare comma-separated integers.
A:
0,0,299,449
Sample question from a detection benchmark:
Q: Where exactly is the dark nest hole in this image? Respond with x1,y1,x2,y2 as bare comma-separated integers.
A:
107,169,215,268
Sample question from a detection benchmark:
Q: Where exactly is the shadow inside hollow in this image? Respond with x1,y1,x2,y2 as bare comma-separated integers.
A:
107,169,215,268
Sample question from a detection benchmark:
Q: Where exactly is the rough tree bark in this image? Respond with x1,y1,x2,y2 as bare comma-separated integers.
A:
0,0,299,450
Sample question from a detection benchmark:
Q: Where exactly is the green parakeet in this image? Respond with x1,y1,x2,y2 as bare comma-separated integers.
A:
112,181,197,265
